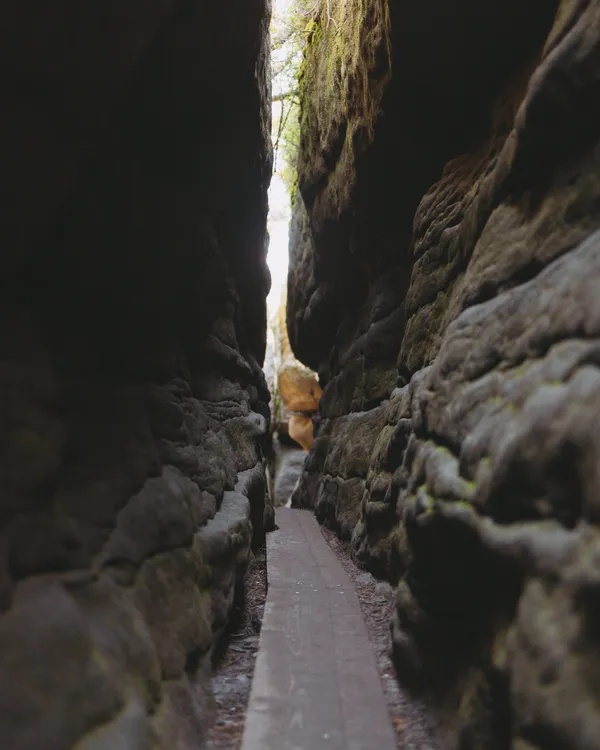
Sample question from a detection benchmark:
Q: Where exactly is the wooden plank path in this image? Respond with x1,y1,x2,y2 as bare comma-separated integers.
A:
241,508,397,750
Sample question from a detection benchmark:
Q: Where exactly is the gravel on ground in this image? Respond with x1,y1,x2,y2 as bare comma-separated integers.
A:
319,526,442,750
206,548,267,750
206,519,441,750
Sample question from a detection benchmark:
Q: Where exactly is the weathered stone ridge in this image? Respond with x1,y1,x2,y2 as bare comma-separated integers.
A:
0,1,272,748
289,0,600,747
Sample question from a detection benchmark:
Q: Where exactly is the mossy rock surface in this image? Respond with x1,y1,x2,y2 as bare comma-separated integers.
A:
288,0,600,747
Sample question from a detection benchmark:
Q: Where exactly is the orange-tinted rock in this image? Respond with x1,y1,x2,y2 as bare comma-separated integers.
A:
278,363,322,413
288,414,315,453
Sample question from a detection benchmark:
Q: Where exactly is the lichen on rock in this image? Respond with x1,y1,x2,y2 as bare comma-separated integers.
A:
288,0,600,746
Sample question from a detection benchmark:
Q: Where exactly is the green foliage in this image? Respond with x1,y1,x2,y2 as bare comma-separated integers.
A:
276,100,300,201
292,0,392,222
271,0,391,210
271,1,320,205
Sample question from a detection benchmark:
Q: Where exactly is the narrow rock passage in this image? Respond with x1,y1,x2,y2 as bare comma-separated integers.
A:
241,508,397,750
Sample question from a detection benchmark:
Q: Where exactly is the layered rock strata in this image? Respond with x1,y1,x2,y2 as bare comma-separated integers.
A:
0,1,272,748
288,1,600,746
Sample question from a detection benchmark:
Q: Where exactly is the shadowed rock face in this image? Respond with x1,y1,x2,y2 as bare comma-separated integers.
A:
0,1,272,748
289,0,600,746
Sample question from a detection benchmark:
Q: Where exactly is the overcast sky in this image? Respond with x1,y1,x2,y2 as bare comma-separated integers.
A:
266,0,294,317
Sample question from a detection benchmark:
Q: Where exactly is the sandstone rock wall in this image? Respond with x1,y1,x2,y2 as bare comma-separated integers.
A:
288,1,600,746
0,2,272,748
266,290,321,452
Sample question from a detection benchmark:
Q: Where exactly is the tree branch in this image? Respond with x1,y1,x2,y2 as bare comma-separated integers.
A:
326,0,339,29
273,98,295,172
273,90,299,102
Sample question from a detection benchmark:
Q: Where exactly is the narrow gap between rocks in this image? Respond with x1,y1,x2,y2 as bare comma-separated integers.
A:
3,1,587,748
206,2,305,741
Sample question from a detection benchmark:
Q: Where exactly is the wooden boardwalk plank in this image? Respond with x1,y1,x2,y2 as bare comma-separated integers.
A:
241,508,397,750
